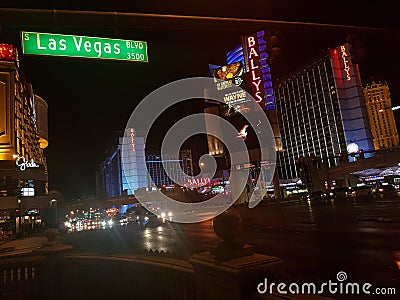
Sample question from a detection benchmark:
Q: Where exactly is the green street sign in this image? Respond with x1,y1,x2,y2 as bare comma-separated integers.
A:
21,31,148,62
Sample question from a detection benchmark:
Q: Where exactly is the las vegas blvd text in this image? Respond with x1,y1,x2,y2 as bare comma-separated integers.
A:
22,32,147,62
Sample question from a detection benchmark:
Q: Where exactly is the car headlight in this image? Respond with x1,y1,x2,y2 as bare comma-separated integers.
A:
144,216,149,221
168,212,173,217
161,212,166,218
101,221,106,226
107,220,113,226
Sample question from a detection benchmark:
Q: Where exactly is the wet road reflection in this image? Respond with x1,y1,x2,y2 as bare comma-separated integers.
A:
59,197,400,286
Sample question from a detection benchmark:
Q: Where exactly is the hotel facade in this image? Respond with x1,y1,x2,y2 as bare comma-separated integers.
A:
276,43,374,184
0,44,49,231
206,38,375,196
96,129,194,200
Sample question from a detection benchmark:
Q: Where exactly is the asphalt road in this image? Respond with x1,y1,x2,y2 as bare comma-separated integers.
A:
58,196,400,289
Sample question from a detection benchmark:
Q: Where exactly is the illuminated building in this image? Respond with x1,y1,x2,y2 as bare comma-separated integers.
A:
206,30,281,159
363,81,399,150
276,43,374,184
96,129,193,199
96,129,147,199
206,41,374,196
146,150,193,188
0,44,49,214
205,31,282,199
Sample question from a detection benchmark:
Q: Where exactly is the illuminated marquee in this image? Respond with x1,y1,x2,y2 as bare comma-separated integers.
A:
244,31,275,110
223,90,247,105
340,45,351,81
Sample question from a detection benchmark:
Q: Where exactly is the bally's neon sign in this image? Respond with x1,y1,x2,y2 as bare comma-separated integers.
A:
247,35,263,103
340,45,351,81
245,31,275,110
130,128,135,152
185,177,211,187
16,156,39,171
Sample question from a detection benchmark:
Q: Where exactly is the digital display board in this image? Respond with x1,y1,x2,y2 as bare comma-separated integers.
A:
212,62,244,90
21,31,148,62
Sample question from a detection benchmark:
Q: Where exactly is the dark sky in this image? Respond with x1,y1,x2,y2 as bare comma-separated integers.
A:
1,1,399,199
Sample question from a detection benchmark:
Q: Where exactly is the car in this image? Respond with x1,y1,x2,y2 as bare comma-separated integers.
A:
353,185,373,197
301,191,323,201
130,206,162,227
370,184,397,197
322,187,356,200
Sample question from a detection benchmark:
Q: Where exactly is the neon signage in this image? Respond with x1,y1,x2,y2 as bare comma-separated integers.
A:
340,45,351,81
246,34,264,103
244,31,275,110
130,128,135,152
185,177,211,187
223,90,247,105
15,156,39,171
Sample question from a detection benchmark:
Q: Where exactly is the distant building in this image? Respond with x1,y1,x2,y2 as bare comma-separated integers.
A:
96,129,194,200
146,149,193,188
363,81,399,150
96,129,147,200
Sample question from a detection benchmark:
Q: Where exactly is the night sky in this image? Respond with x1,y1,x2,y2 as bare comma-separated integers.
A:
1,1,399,199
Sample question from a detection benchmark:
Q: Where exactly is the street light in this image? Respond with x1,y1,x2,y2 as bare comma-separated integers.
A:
50,199,57,228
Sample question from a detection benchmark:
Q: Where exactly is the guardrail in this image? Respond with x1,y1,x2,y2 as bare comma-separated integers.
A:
0,255,46,299
1,252,195,300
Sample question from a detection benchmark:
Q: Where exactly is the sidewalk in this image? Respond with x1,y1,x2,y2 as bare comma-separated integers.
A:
0,235,47,257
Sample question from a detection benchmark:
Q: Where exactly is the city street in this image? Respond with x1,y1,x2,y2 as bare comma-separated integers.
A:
57,197,400,288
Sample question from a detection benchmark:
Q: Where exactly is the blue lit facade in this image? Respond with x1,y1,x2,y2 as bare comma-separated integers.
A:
96,130,194,199
227,45,245,66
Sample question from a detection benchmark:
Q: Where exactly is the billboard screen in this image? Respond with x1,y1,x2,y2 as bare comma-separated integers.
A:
212,61,244,90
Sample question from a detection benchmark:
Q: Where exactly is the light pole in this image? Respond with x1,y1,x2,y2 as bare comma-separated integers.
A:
50,199,57,228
